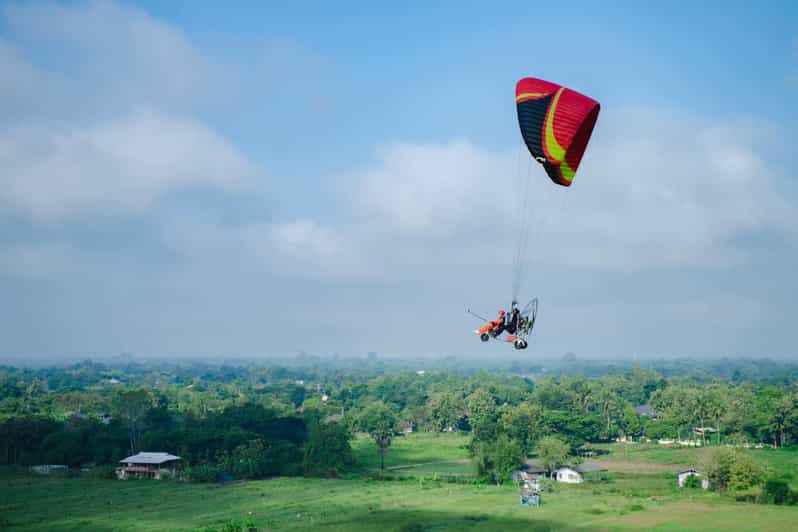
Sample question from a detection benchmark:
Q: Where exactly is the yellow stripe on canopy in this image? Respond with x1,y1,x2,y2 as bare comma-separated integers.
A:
515,92,547,102
544,88,566,163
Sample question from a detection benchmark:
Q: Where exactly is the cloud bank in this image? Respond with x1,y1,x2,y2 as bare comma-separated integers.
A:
0,1,795,359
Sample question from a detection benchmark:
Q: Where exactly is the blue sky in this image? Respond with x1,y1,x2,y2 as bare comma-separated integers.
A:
0,1,796,362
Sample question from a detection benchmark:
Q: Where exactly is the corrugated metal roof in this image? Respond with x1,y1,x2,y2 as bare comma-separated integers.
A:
572,463,607,473
120,452,181,464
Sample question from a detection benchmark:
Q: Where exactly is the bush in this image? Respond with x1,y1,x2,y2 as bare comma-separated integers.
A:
89,465,117,480
702,447,763,491
763,479,791,505
186,463,223,483
683,474,702,489
474,435,523,485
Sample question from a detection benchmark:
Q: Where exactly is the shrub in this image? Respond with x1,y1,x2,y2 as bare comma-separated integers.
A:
186,463,222,483
89,465,117,480
683,474,702,489
763,479,791,505
702,447,763,491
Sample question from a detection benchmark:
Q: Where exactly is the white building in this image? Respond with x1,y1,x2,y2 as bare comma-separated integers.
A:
678,468,709,489
555,463,608,483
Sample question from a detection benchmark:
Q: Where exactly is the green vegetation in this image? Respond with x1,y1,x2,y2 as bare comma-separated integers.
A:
1,356,797,530
352,432,470,471
535,436,570,477
3,460,798,531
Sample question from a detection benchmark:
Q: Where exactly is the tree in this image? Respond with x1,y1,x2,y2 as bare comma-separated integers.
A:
358,402,398,470
466,388,497,427
499,403,545,453
427,392,464,432
769,394,797,448
474,435,524,485
467,388,499,445
618,406,643,440
702,447,735,490
705,384,728,445
763,478,792,505
535,436,570,478
702,447,762,491
302,420,354,477
594,381,624,437
114,389,152,455
729,452,764,491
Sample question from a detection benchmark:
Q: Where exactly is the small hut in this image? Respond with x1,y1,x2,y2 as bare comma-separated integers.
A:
116,452,182,480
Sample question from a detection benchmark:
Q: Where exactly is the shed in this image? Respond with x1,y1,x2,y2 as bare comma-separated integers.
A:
117,452,182,480
678,468,709,489
555,463,608,483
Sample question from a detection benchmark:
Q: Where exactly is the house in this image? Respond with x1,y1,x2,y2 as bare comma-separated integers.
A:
399,420,415,434
555,463,608,483
678,468,709,489
116,452,182,480
634,404,657,419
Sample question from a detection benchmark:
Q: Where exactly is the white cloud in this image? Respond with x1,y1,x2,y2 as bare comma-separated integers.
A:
0,1,258,222
340,108,796,274
0,112,255,221
357,140,511,236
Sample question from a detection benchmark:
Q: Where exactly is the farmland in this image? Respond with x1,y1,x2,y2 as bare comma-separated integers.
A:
2,435,798,531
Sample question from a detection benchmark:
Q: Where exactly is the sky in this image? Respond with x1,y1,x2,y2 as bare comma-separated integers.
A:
1,0,797,363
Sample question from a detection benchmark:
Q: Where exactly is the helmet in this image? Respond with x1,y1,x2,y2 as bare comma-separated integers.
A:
499,309,506,316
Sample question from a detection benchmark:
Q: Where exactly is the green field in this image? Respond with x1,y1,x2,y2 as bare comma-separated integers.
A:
595,443,798,475
2,434,797,531
352,431,474,475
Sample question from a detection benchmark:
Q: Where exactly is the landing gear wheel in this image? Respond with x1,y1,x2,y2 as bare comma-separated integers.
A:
480,333,490,342
514,339,528,350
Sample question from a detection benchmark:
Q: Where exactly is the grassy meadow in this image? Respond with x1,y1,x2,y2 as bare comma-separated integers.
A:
2,434,797,531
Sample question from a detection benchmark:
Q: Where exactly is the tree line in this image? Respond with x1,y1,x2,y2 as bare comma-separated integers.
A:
1,359,796,485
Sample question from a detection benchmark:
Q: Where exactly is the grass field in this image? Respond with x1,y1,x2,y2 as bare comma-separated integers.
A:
352,431,473,475
595,443,798,476
2,434,797,531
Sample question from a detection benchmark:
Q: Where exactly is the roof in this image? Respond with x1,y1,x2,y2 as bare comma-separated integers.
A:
522,460,546,473
572,463,608,473
120,452,181,464
556,462,608,474
634,404,657,416
679,468,702,474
